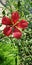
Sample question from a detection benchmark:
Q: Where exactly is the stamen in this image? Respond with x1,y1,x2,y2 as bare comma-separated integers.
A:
11,19,22,32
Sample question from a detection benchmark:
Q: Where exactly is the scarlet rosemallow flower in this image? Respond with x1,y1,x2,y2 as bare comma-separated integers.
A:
2,11,29,39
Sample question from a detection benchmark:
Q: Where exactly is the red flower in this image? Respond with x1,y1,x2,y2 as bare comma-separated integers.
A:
2,16,12,25
2,11,29,39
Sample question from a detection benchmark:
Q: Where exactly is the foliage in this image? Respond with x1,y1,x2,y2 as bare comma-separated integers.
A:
2,0,32,21
0,40,20,65
0,27,32,65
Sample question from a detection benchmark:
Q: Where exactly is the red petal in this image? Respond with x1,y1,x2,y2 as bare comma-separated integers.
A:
12,27,22,39
11,11,20,24
2,16,12,25
3,26,12,36
16,20,29,29
12,32,22,39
